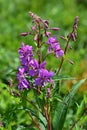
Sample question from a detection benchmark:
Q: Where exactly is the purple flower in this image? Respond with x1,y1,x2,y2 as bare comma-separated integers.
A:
48,36,57,44
55,49,64,58
17,67,29,90
45,31,51,37
35,69,54,87
47,36,64,58
18,43,33,71
28,59,46,76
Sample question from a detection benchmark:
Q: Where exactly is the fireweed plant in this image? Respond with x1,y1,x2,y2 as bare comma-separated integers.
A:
8,12,86,130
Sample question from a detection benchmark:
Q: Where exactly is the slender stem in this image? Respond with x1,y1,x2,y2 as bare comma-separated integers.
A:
69,119,79,130
48,111,52,130
26,110,42,130
56,16,79,75
21,96,42,113
37,23,41,64
47,99,52,130
64,33,71,55
44,103,52,130
42,51,54,61
56,30,74,75
69,107,85,130
12,91,42,113
56,57,64,75
36,23,42,94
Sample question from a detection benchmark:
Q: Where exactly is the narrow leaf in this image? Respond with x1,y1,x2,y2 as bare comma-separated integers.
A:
53,75,76,81
75,99,85,121
52,78,86,130
24,108,46,127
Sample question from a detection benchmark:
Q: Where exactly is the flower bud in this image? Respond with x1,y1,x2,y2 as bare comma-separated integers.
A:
34,34,38,41
31,25,36,31
73,16,79,30
43,20,49,28
45,31,51,37
68,59,74,65
48,27,60,31
19,32,29,36
60,35,67,40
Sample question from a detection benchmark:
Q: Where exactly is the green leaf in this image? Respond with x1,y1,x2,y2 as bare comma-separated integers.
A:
52,81,60,95
52,78,86,130
39,112,47,128
80,116,87,126
16,125,35,130
52,75,76,81
24,108,46,127
21,90,29,106
24,108,41,122
75,99,85,121
33,90,41,108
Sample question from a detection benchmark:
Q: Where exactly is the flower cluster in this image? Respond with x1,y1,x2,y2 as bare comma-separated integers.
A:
17,43,54,90
17,12,66,92
17,67,30,90
47,36,64,58
35,69,54,87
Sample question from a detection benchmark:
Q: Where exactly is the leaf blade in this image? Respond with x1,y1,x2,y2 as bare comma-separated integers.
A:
52,78,86,130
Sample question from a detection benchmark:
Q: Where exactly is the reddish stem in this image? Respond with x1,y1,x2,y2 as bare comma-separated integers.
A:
26,110,42,130
37,23,41,64
56,30,74,75
44,104,52,130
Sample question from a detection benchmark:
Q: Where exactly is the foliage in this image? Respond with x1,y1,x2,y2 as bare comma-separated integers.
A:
0,1,87,130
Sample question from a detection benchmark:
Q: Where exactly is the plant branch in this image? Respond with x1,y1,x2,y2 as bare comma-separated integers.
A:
44,103,52,130
12,91,42,113
56,30,74,75
26,110,42,130
69,119,79,130
56,16,79,75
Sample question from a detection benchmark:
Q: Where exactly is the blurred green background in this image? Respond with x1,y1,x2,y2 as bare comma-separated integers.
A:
0,0,87,129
